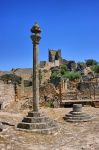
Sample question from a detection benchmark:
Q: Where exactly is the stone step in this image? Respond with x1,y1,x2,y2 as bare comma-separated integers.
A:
65,118,92,122
70,111,85,115
17,121,55,130
65,115,91,120
66,112,91,118
65,113,92,122
16,125,58,134
16,112,58,134
22,116,49,123
64,104,92,122
27,112,41,117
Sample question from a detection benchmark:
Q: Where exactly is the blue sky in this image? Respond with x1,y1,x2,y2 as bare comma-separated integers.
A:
0,0,99,70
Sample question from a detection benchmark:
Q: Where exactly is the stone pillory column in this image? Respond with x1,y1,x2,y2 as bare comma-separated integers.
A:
16,23,58,134
31,23,41,112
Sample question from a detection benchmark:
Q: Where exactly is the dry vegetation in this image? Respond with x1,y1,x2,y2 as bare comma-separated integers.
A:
0,102,99,150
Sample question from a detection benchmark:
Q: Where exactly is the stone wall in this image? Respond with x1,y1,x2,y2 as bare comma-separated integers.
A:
11,68,32,80
40,60,60,70
0,81,15,109
40,83,57,102
40,69,51,84
77,82,99,99
16,86,32,100
16,83,57,103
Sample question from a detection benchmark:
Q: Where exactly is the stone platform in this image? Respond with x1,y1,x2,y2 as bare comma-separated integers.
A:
16,111,58,134
64,104,92,122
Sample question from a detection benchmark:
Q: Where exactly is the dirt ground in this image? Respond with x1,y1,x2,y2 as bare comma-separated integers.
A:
0,106,99,150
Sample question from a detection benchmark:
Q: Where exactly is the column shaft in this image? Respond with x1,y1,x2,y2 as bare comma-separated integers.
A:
33,43,39,112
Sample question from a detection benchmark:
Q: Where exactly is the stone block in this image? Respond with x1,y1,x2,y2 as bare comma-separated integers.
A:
27,111,41,117
64,104,92,122
22,116,49,123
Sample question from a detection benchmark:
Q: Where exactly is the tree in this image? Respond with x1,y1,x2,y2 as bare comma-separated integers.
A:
60,64,68,75
50,72,61,86
50,66,81,83
85,59,98,67
50,65,67,80
92,65,99,73
60,64,67,71
77,62,86,68
0,74,22,84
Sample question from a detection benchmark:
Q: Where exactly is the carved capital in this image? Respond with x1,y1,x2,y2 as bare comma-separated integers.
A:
31,34,41,44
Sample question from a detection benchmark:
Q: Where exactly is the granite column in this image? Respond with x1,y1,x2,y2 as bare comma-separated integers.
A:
31,23,41,112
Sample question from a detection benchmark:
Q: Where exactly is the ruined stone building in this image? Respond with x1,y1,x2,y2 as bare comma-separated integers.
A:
40,49,62,70
1,49,99,109
48,49,61,62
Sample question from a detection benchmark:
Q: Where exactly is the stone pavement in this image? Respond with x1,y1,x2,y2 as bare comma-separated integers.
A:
0,107,99,150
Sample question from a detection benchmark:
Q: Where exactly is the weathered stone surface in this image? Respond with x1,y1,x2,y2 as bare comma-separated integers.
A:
64,104,92,122
22,116,49,123
49,49,61,62
17,111,58,134
40,83,57,103
73,104,82,112
28,111,41,117
0,81,15,109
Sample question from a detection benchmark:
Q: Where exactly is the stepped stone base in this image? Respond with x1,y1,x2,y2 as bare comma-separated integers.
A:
64,104,92,122
16,111,58,134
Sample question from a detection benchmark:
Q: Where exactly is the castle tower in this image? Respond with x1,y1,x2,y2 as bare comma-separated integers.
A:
48,49,61,63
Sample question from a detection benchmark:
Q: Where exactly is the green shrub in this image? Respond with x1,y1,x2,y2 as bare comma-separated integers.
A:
0,74,22,84
50,72,61,86
64,71,81,81
85,59,98,66
92,65,99,73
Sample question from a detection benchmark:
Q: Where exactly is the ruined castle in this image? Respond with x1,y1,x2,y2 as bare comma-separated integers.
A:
0,49,99,109
40,49,62,70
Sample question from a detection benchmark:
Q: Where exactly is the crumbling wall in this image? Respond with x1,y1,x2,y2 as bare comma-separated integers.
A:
40,83,57,102
16,85,32,100
78,82,99,98
0,81,15,109
11,68,32,80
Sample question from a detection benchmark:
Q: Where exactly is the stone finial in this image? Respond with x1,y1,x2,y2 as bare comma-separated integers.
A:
31,22,41,34
31,22,41,44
